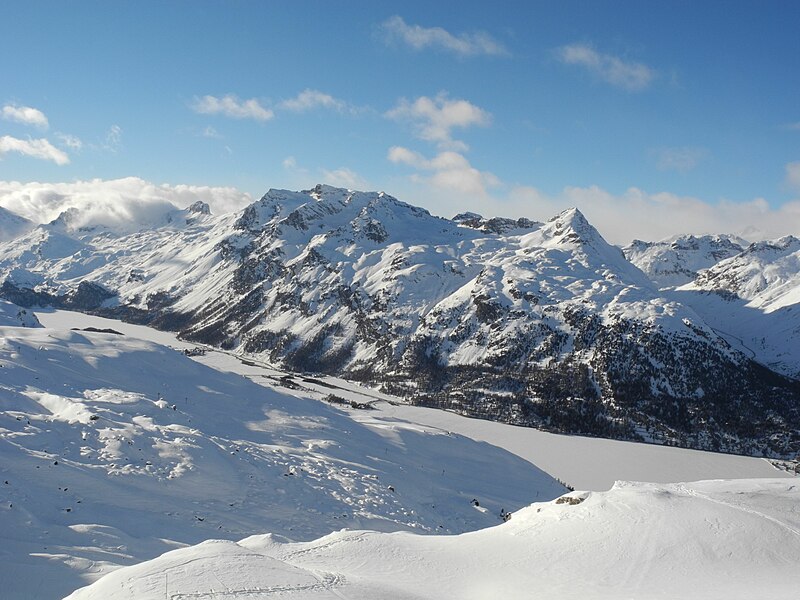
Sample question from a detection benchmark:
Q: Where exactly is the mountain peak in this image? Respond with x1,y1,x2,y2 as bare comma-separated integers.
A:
539,207,599,247
551,206,589,228
186,200,211,215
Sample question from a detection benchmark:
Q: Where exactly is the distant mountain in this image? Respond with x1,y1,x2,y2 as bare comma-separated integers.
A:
1,185,798,457
624,234,747,289
673,235,800,379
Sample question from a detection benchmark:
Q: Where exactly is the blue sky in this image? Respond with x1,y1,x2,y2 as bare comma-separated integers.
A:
1,1,799,242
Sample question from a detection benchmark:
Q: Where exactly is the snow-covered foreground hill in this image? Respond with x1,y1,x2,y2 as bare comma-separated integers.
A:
1,307,794,598
67,478,800,600
0,309,565,599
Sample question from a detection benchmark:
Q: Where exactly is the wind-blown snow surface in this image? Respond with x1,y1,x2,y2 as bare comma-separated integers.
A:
0,310,565,599
2,308,793,598
67,478,800,600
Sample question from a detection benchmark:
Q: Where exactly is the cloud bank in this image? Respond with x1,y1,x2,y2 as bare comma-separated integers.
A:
0,178,252,233
2,176,796,247
408,181,800,245
381,16,508,57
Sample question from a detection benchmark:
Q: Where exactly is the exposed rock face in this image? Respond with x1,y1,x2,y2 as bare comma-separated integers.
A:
1,184,798,457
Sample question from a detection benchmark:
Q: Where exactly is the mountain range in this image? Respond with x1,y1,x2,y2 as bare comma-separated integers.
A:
1,184,798,458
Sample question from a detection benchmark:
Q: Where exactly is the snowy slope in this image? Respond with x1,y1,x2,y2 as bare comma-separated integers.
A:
0,200,233,312
66,478,800,600
0,298,41,327
0,205,34,242
37,308,789,492
0,307,565,599
674,236,800,378
1,185,799,456
624,233,746,289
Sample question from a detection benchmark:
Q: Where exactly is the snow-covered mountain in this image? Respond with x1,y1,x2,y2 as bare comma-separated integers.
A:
624,233,747,289
0,205,34,242
671,235,800,379
66,478,800,600
1,185,799,456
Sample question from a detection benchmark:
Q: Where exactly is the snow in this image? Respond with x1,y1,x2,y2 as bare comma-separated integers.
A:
0,306,794,598
66,478,800,600
1,308,564,599
37,309,788,492
672,235,800,377
0,205,34,242
625,234,747,289
0,178,797,598
0,298,41,327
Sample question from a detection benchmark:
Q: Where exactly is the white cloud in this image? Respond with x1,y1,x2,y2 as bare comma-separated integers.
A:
469,184,799,244
105,124,123,152
386,93,491,150
388,148,799,244
320,167,369,190
783,122,800,131
388,146,500,198
654,147,708,172
0,135,69,165
2,104,49,129
380,15,508,57
56,133,83,150
786,161,800,192
556,44,655,91
201,126,221,139
191,94,274,121
282,156,299,170
0,177,253,232
279,89,353,113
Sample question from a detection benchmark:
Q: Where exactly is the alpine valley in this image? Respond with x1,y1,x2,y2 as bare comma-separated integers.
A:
2,184,799,458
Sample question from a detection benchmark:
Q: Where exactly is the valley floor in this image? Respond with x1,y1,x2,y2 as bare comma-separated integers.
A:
36,309,790,492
